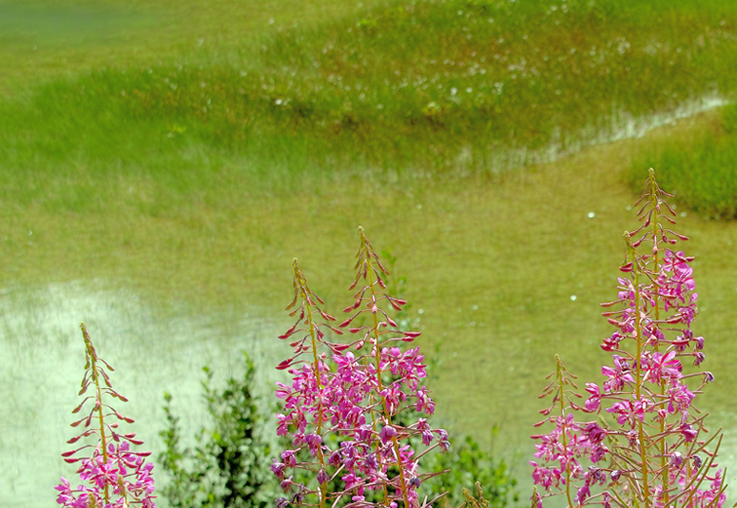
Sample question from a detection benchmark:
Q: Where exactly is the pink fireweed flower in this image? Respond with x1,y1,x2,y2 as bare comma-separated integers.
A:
641,350,682,385
274,230,448,508
531,170,726,508
55,324,156,508
583,383,601,412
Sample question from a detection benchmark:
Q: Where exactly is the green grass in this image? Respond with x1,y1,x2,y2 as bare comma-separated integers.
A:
630,104,737,218
0,0,387,95
2,0,737,209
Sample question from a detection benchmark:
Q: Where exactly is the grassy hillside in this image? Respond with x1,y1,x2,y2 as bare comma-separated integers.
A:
2,0,737,211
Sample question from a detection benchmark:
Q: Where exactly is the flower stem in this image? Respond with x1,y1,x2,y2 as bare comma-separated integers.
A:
81,323,110,505
362,231,411,508
293,261,327,508
556,356,575,508
629,254,650,508
648,176,669,507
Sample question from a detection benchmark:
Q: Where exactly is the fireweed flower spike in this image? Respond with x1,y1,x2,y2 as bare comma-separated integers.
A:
531,170,726,508
274,228,449,508
55,323,156,508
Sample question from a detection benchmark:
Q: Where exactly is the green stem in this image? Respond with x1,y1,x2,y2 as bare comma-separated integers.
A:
293,262,327,508
648,179,668,506
363,234,410,508
556,356,575,508
631,263,650,508
81,323,109,505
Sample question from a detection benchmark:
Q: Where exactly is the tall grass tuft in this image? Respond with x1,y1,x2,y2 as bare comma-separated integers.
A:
630,105,737,219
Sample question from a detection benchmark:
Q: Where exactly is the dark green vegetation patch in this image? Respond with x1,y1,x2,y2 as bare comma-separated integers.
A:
630,104,737,219
2,0,737,207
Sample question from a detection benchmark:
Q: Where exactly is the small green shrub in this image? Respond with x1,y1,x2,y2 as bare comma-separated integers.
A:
159,352,277,508
422,433,518,508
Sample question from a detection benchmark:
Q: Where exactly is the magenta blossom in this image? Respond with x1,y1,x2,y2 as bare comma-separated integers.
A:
531,170,725,508
273,228,447,508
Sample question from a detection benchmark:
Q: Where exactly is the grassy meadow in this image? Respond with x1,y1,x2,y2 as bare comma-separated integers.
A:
3,0,737,505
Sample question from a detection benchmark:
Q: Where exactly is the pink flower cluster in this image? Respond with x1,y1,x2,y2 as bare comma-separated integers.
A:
273,228,448,508
55,324,156,508
531,170,726,508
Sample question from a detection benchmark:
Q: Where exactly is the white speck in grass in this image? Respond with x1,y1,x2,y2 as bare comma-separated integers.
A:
470,321,476,326
28,231,32,236
457,308,462,313
275,99,282,105
626,205,632,211
269,18,274,24
377,104,383,109
200,82,206,88
488,18,494,23
509,365,515,372
588,212,596,218
472,304,479,310
452,352,458,357
466,87,472,93
416,204,422,209
457,10,463,15
451,87,457,96
681,212,687,217
570,295,577,301
417,309,424,315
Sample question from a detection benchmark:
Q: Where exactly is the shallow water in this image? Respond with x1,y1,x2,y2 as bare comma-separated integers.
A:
2,279,737,507
479,93,730,175
0,281,284,508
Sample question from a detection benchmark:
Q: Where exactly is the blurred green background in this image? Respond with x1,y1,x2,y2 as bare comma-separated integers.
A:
2,0,737,506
